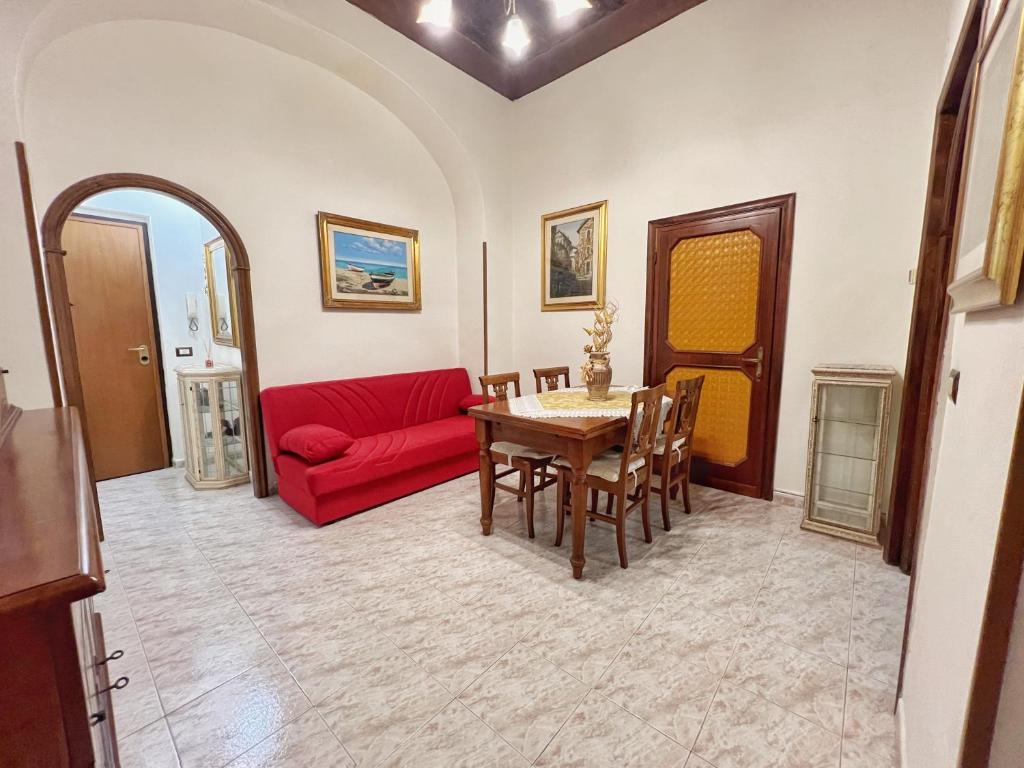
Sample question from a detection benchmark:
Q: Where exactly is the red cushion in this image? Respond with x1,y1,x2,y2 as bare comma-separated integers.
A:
276,416,477,497
279,424,354,463
459,394,485,411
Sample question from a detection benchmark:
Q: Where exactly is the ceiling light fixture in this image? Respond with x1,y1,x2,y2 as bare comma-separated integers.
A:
417,0,453,29
550,0,591,19
502,0,531,58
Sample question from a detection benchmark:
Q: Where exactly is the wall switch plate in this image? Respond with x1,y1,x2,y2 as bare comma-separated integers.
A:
175,346,193,357
949,369,960,404
909,268,917,285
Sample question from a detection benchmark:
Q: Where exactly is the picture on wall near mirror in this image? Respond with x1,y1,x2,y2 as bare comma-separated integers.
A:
204,236,239,347
948,0,1024,312
541,200,607,311
318,211,422,310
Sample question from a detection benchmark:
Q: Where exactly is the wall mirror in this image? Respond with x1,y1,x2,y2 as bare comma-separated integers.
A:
204,236,239,347
949,0,1024,312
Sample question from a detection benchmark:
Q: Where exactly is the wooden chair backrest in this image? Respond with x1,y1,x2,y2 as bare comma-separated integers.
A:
620,384,666,479
533,366,571,393
664,375,705,446
479,372,522,403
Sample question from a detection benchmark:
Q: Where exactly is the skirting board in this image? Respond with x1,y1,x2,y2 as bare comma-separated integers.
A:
897,697,909,768
773,489,804,509
172,458,185,468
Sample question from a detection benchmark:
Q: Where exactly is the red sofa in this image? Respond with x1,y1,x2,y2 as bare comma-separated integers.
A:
261,368,482,525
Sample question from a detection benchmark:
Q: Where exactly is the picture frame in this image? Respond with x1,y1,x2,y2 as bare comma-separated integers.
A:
541,200,607,312
949,0,1024,312
203,236,239,347
317,211,421,311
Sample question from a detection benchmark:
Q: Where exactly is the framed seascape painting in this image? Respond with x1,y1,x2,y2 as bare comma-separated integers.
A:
949,0,1024,312
541,200,607,311
318,211,421,310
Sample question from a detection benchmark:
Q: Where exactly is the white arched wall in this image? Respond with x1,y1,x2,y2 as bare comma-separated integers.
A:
22,19,473,389
3,0,516,408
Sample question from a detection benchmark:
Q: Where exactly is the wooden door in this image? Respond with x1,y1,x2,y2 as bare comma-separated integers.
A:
645,195,794,499
62,215,169,480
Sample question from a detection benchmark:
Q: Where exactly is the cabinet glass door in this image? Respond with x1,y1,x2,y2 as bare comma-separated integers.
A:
809,382,882,532
193,380,218,480
216,378,248,479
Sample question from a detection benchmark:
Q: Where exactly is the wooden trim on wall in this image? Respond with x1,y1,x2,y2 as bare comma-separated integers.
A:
643,192,795,501
884,0,984,573
39,173,269,499
15,142,62,406
959,383,1024,768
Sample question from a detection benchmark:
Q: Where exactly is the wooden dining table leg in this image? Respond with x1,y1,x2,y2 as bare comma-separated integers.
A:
567,443,591,579
476,419,495,535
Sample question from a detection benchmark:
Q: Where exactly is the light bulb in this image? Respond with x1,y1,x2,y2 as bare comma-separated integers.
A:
502,14,530,57
417,0,452,29
550,0,591,18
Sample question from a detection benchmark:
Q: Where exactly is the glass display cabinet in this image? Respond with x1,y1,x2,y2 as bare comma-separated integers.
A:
801,365,898,545
176,364,249,489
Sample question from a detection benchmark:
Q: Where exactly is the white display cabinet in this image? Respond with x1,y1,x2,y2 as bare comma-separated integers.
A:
801,365,898,545
176,364,249,489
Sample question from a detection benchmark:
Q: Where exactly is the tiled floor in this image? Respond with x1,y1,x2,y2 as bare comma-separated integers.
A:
95,469,908,768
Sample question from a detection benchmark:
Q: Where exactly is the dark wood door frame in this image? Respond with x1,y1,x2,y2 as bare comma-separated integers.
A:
883,0,983,573
643,193,795,501
39,173,269,498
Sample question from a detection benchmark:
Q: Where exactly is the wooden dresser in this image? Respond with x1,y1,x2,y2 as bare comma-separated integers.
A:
0,376,120,766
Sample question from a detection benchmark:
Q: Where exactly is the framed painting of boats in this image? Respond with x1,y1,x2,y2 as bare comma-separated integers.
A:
541,200,607,311
317,211,421,310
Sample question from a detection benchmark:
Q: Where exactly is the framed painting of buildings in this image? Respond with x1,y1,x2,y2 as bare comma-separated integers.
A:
541,200,607,311
317,211,421,310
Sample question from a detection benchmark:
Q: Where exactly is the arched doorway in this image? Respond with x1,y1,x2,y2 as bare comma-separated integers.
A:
41,173,269,498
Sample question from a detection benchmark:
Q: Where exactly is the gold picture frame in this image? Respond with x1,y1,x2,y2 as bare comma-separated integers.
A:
541,200,607,311
203,236,239,347
949,0,1024,312
317,211,421,311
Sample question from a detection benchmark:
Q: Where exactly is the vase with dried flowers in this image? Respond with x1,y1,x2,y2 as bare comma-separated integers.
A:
580,299,618,400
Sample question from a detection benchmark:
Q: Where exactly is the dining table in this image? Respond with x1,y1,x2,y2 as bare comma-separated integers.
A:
469,388,642,579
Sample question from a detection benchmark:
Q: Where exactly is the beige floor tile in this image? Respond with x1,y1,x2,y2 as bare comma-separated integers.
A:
460,643,589,761
684,755,717,768
724,631,846,734
118,718,180,768
693,682,840,768
596,605,739,748
379,701,529,767
316,647,453,767
535,691,690,767
841,671,898,768
226,710,353,768
167,658,311,768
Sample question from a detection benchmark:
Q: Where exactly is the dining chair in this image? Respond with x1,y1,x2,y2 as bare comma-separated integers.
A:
552,384,666,568
533,366,571,393
479,372,556,538
651,375,705,529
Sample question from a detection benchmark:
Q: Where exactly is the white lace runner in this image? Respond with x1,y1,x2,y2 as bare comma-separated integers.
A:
507,386,668,419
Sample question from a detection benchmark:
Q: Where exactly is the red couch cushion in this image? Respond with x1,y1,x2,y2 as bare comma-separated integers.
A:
459,394,485,411
278,424,354,463
261,368,473,459
276,415,477,497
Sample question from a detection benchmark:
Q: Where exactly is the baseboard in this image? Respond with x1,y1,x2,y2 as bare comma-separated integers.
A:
172,458,185,468
773,489,804,509
897,696,909,768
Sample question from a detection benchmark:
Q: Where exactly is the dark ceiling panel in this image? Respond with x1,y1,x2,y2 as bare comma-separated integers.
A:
346,0,709,99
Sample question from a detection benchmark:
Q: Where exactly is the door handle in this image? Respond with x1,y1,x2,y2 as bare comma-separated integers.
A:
128,345,151,365
741,347,764,381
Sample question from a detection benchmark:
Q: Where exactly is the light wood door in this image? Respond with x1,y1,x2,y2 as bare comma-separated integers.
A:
645,195,794,499
63,215,168,480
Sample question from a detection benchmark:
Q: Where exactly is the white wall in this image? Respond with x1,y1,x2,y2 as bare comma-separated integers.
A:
506,0,951,496
22,21,463,392
76,189,241,463
898,0,1024,765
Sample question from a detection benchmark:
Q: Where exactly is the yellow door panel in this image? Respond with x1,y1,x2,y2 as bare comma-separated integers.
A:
666,366,751,466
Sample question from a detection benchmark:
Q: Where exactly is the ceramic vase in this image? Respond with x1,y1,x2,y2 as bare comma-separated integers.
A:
586,352,613,400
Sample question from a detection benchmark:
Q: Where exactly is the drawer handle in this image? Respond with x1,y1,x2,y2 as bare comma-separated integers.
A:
90,711,106,726
99,676,130,694
99,649,124,665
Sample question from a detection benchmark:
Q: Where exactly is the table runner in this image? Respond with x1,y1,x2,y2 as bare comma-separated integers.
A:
507,386,655,418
